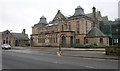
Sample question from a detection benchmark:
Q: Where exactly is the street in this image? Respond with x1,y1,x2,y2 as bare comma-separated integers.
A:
2,49,119,69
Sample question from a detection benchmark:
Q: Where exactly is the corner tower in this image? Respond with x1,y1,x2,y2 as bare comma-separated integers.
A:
73,5,85,16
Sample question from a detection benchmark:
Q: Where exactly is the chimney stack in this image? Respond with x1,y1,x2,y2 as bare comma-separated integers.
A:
92,7,97,27
22,29,26,34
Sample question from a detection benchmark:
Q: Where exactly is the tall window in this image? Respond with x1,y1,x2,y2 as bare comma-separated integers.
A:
65,24,67,30
62,25,64,31
86,39,88,43
3,40,5,44
76,21,80,34
54,34,57,43
100,38,103,44
6,37,8,44
68,22,71,30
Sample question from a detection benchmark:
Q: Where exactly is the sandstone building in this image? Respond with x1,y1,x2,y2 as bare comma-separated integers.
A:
0,29,29,47
31,6,109,47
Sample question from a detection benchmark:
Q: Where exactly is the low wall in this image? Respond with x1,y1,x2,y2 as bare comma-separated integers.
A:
105,46,120,56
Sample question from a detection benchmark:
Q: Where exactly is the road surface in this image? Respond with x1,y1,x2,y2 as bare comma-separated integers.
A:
2,49,119,69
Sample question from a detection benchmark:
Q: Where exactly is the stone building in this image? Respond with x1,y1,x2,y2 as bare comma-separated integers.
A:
1,29,29,47
0,32,2,45
85,27,109,46
31,6,109,47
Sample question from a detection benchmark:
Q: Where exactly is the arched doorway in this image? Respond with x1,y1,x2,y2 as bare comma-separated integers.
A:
61,36,66,48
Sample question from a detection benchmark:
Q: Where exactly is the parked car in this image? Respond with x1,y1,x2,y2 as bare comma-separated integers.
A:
1,44,11,49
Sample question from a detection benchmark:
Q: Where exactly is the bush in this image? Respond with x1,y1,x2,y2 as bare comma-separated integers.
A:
42,44,51,47
83,44,96,48
75,44,84,48
105,45,120,56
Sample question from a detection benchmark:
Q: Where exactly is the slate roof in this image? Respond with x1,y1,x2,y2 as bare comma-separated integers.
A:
12,33,29,40
102,16,108,22
34,16,48,27
85,27,107,38
86,11,100,20
38,16,47,24
86,11,108,22
73,5,84,16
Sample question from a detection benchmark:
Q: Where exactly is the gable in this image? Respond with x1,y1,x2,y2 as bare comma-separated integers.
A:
52,10,66,23
2,30,12,37
86,11,102,21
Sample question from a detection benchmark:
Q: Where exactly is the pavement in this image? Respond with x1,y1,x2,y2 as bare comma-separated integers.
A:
12,47,120,60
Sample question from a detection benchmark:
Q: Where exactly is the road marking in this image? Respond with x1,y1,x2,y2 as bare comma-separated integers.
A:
4,50,32,53
80,57,119,61
85,66,96,69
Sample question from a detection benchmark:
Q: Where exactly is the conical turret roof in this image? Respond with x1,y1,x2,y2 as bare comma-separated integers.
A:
38,15,47,24
73,5,85,16
85,27,106,38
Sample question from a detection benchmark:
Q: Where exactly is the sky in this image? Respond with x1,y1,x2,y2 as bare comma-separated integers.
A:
0,0,119,38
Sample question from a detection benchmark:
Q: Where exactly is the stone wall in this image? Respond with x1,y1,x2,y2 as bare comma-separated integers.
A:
86,37,109,46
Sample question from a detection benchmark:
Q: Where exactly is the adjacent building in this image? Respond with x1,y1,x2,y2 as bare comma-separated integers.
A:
1,29,29,47
31,6,109,47
109,19,120,45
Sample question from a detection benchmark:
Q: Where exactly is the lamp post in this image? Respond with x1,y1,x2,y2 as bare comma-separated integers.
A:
30,35,33,47
58,33,64,56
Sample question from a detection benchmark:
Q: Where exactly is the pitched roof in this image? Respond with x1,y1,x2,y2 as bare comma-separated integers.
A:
12,33,29,40
85,27,106,38
86,11,100,19
102,16,108,22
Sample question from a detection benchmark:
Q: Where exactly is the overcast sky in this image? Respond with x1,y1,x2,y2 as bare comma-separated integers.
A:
0,0,119,37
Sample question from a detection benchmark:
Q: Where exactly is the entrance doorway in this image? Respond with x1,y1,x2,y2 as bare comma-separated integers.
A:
70,36,74,48
61,36,66,47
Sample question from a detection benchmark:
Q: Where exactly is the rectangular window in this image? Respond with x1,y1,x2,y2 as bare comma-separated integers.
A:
100,38,103,44
76,39,80,44
38,38,41,43
38,36,45,43
114,39,118,43
54,34,57,43
76,21,80,34
65,24,67,30
69,24,71,31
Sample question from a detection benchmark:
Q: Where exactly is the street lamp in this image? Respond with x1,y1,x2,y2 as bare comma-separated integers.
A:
30,35,33,47
58,34,64,56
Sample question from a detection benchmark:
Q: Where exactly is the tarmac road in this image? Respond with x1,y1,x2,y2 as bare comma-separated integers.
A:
2,49,119,69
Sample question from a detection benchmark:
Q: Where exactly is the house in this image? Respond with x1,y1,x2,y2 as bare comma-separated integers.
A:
85,27,109,46
31,6,109,47
1,29,29,47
